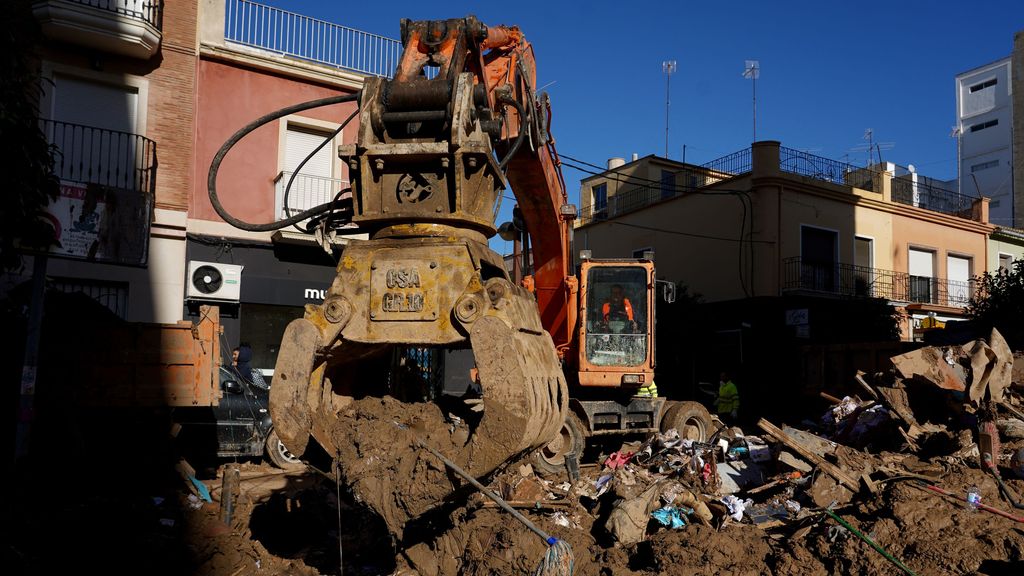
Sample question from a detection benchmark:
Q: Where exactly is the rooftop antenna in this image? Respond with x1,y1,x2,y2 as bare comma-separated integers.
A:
743,60,759,142
662,60,677,159
849,129,894,166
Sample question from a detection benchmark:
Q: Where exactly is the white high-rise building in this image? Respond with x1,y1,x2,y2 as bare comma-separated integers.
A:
956,57,1013,226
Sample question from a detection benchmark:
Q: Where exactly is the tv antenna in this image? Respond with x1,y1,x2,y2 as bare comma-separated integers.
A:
742,60,759,142
849,129,894,166
663,60,677,158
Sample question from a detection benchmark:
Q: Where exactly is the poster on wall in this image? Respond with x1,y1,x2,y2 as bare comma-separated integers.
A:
41,181,152,266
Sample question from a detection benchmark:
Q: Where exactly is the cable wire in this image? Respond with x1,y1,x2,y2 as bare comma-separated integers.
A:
207,93,360,232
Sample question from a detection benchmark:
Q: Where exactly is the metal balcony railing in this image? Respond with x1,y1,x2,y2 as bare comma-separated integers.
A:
779,147,879,192
275,171,348,220
701,148,752,178
63,0,162,29
782,257,975,307
891,177,976,218
224,0,402,78
43,119,157,195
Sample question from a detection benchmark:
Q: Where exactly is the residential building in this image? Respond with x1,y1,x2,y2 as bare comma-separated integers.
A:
190,0,385,372
989,226,1024,272
576,141,994,343
956,56,1014,227
20,0,197,322
957,29,1024,230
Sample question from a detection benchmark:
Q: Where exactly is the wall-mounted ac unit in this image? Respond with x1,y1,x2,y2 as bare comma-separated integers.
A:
186,261,243,302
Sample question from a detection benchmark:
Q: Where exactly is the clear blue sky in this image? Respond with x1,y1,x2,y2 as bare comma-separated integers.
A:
259,0,1022,249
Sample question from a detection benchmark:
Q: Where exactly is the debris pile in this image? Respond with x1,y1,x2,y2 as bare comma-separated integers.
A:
391,328,1024,575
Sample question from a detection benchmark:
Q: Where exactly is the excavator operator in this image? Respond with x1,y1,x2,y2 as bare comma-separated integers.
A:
601,285,637,331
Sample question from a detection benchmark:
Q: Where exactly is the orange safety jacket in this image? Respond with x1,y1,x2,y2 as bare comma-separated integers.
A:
602,298,634,322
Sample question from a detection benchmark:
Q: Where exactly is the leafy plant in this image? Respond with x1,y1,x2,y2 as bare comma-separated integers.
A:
967,260,1024,349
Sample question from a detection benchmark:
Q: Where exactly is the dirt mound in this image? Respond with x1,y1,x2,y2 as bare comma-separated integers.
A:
650,524,773,575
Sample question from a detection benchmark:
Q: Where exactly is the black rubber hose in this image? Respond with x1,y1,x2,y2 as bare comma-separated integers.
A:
498,96,528,171
282,108,358,233
207,93,360,232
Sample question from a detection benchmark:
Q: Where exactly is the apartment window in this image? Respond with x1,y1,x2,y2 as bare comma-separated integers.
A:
660,169,674,199
800,226,838,292
971,160,999,172
854,236,874,296
999,253,1014,272
632,247,653,259
970,119,998,132
946,255,972,307
908,248,935,303
280,124,338,218
593,183,608,212
969,78,997,93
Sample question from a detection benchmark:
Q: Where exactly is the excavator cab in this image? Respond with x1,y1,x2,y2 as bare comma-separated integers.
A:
577,259,656,387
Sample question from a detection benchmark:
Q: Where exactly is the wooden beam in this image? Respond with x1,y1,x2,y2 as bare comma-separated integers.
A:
757,418,860,492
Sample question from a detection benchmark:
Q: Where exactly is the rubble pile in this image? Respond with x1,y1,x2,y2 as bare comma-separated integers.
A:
392,328,1024,575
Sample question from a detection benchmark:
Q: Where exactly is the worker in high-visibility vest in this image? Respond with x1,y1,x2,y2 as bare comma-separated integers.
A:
715,371,740,420
637,380,658,398
601,284,636,330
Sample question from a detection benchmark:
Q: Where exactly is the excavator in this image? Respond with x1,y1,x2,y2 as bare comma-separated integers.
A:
207,15,713,533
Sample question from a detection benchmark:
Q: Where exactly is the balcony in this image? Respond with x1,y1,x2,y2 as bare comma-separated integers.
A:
782,257,975,308
224,0,401,78
274,171,348,220
42,119,156,265
779,147,880,192
891,177,976,218
33,0,162,59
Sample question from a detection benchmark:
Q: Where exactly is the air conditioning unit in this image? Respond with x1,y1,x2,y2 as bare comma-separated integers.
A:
186,261,243,302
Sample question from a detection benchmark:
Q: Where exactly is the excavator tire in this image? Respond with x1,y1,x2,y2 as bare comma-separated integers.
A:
532,411,585,477
660,400,714,442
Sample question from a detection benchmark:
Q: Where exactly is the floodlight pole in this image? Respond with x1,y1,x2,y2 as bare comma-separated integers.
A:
663,60,676,159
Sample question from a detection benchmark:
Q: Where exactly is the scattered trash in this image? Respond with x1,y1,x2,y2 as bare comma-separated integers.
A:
720,495,750,522
651,506,690,529
966,486,982,512
186,494,204,510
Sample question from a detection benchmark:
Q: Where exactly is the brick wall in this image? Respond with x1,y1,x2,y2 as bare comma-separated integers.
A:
146,0,197,210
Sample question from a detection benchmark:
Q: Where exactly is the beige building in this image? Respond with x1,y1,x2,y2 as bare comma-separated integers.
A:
576,141,994,340
989,226,1024,272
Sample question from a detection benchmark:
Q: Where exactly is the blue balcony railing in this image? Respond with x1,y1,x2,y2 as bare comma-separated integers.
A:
224,0,402,78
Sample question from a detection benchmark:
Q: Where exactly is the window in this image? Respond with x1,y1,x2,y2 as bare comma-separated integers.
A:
971,160,999,172
800,226,838,291
584,266,648,367
908,248,935,303
999,253,1013,272
280,124,338,218
854,236,873,296
593,183,608,212
660,169,675,199
946,255,972,307
632,247,653,259
970,119,998,132
240,303,306,375
969,78,997,93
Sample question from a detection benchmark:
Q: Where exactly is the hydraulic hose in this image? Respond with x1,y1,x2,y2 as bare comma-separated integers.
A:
498,95,528,171
983,452,1024,510
207,93,360,232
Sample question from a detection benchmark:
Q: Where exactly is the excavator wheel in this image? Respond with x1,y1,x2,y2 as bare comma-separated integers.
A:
533,411,585,477
660,400,714,442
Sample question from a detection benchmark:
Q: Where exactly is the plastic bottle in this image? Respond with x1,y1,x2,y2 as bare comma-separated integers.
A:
966,486,981,511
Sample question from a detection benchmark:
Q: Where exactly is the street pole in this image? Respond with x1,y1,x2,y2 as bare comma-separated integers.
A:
15,253,47,462
663,60,676,159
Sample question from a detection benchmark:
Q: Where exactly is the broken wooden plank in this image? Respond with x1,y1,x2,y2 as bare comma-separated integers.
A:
781,426,837,457
820,391,843,404
479,500,571,510
758,419,860,492
778,451,813,473
854,370,881,400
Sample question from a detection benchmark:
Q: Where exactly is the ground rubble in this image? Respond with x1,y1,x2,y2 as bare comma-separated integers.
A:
165,328,1024,575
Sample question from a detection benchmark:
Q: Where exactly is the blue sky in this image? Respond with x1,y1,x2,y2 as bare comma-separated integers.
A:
259,0,1022,249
